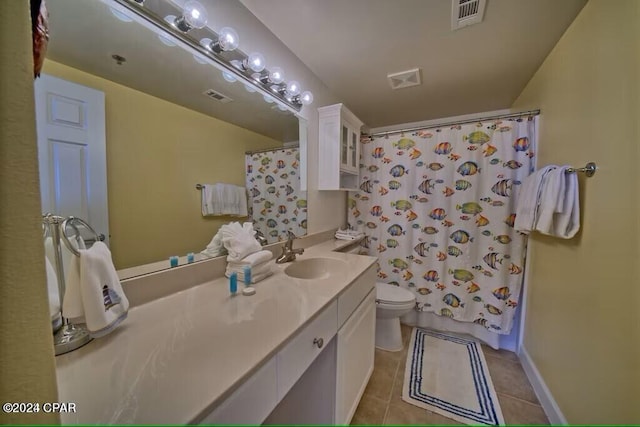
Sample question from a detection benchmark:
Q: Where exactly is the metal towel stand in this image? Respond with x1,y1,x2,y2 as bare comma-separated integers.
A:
43,214,102,355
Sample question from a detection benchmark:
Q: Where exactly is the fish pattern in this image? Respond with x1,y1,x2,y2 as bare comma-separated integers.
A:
348,117,537,334
246,148,306,244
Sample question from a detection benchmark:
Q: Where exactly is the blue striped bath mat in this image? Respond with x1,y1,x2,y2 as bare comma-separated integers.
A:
402,328,505,425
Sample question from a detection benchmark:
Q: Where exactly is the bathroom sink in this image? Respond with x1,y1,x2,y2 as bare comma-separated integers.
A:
284,257,348,280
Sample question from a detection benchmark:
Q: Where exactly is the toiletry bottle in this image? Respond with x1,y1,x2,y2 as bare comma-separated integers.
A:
243,266,252,286
170,256,179,267
230,272,238,296
187,252,195,263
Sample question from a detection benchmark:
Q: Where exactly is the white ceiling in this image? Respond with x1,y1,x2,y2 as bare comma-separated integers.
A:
46,0,299,142
242,0,587,128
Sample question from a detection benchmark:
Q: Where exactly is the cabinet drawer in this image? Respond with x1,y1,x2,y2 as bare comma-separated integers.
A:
337,264,376,328
200,357,277,425
277,300,337,400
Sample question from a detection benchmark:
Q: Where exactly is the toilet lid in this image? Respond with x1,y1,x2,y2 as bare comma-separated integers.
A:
376,282,415,304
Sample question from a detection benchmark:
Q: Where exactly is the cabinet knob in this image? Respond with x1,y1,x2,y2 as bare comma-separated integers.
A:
313,337,324,349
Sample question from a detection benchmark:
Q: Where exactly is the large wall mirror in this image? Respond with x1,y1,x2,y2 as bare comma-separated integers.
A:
38,0,307,279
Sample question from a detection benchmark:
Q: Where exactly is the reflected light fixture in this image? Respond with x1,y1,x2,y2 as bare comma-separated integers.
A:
172,0,208,32
222,71,237,83
110,7,133,22
298,90,314,106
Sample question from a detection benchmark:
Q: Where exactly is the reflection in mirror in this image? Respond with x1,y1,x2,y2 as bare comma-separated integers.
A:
246,147,307,244
40,0,306,278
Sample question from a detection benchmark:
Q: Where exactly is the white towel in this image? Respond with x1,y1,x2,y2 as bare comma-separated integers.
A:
535,167,565,235
226,260,274,277
63,242,129,338
45,257,62,331
201,228,228,258
514,165,557,234
225,269,274,284
202,183,248,217
222,222,262,262
226,249,273,267
551,167,580,238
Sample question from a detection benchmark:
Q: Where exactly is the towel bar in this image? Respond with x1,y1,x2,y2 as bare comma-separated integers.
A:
566,162,596,177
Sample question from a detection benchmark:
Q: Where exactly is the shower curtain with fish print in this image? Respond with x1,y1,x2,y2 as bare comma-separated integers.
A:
246,147,307,244
348,116,537,335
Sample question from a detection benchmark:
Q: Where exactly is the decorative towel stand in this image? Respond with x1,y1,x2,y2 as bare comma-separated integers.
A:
43,214,102,355
566,161,597,177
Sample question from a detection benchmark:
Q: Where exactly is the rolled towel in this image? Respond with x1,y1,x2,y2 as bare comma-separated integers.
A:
226,249,273,267
226,260,274,278
225,269,274,284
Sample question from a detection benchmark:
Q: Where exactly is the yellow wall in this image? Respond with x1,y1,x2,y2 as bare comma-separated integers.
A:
512,0,639,422
42,60,280,269
0,1,60,424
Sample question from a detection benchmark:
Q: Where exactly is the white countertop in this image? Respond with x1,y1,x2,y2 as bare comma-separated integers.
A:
55,239,375,424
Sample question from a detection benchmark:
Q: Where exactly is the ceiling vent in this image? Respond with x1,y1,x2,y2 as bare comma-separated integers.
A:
451,0,486,30
202,89,232,103
387,68,422,90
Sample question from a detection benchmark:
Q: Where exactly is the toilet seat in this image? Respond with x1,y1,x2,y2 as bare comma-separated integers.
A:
375,282,415,305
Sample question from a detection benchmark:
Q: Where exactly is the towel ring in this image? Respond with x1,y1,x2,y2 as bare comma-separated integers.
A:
60,216,102,257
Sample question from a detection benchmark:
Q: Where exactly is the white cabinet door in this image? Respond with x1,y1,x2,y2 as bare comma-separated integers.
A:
335,289,376,424
34,74,109,244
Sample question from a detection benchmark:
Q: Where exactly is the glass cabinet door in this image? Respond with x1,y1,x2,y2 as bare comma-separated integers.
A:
350,129,358,169
341,125,348,168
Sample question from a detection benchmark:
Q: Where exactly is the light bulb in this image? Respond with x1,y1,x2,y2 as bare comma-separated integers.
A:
174,0,208,32
269,67,285,84
244,84,257,93
217,27,239,52
222,71,237,83
244,52,266,73
263,95,275,103
286,80,301,96
300,90,314,106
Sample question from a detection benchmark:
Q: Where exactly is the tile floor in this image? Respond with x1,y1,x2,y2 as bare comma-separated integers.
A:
351,325,549,425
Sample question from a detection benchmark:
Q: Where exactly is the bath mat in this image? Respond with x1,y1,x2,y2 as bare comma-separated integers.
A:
402,328,504,425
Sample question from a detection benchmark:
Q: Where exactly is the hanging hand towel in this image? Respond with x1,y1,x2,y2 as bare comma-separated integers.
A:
45,257,62,331
71,242,129,338
202,183,248,217
535,166,565,235
514,165,557,233
553,167,580,238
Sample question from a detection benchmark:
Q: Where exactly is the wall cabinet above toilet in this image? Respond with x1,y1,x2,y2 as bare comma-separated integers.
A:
318,103,364,191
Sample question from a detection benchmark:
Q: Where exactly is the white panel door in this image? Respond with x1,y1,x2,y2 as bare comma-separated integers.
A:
34,74,109,245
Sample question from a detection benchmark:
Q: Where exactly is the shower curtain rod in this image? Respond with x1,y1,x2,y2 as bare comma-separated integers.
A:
245,144,299,155
366,109,541,138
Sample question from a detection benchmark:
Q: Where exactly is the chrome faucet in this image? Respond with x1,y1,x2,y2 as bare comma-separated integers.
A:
254,230,268,247
276,231,304,264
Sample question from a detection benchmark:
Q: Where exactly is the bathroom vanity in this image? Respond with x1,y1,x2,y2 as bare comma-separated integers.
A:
55,238,376,424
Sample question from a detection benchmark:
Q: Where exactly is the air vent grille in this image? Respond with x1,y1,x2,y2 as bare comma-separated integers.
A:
451,0,486,30
202,89,232,103
387,68,422,90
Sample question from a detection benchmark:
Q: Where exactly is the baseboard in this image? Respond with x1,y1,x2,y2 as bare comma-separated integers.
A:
518,347,567,425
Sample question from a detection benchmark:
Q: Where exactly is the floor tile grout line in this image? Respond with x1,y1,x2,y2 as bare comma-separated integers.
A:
497,391,545,408
382,351,403,424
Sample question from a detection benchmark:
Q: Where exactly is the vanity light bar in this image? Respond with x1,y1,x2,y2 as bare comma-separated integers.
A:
112,0,311,112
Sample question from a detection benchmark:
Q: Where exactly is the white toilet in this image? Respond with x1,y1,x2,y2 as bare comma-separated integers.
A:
375,282,416,352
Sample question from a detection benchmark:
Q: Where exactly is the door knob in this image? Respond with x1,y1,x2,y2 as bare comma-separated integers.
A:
313,337,324,349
